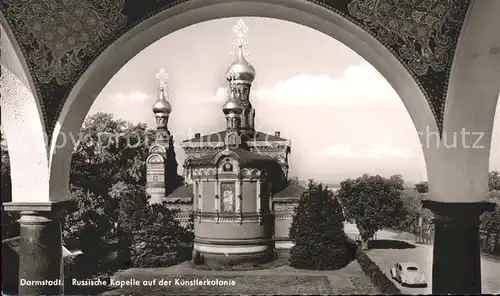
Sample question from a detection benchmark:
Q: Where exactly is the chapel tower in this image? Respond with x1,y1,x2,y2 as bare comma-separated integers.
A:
226,19,256,136
146,69,182,203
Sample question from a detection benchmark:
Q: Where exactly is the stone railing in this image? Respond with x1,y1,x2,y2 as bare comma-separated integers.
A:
193,211,272,224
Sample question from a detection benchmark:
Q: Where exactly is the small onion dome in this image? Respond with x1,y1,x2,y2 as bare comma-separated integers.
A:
226,47,255,83
153,88,172,114
222,91,243,115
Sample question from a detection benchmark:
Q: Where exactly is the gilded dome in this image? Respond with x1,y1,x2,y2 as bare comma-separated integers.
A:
226,47,255,83
153,89,172,114
222,91,243,115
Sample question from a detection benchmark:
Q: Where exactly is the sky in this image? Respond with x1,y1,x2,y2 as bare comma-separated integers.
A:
88,17,500,184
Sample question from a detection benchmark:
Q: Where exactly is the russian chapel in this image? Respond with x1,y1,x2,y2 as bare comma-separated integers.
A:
145,19,305,264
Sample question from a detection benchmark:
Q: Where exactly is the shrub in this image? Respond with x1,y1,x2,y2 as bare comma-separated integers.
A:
355,249,401,294
130,203,192,268
289,180,352,270
193,251,205,265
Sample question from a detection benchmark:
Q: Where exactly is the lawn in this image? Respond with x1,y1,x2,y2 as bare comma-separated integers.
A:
100,275,332,295
92,260,379,295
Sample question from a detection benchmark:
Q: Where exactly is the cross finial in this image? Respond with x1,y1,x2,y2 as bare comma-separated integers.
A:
155,68,169,90
230,19,249,58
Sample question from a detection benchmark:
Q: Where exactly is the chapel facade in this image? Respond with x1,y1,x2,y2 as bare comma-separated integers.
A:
145,19,303,264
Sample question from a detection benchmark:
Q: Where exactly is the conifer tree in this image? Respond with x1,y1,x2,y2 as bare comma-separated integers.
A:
289,180,352,270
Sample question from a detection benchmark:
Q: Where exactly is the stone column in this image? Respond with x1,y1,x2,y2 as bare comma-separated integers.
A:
256,180,261,213
3,201,73,296
235,180,242,212
423,200,495,294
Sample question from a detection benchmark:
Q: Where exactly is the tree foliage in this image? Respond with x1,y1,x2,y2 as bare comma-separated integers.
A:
395,192,434,235
337,174,405,248
481,194,500,234
414,181,429,193
66,113,157,248
289,180,352,270
489,171,500,192
131,203,193,268
62,186,114,255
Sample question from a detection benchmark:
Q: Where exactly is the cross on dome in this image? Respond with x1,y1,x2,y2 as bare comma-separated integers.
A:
230,19,249,58
155,68,169,90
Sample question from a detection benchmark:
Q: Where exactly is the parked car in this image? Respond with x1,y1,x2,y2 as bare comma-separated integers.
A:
390,261,427,287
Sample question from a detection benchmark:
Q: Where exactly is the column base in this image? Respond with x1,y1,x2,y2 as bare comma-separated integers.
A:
3,201,74,296
423,200,495,295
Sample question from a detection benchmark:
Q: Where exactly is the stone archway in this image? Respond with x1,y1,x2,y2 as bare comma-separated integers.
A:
1,0,499,295
48,0,442,205
0,22,50,203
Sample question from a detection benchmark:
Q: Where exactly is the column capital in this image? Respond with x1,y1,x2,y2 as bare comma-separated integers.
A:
422,200,495,221
2,200,76,217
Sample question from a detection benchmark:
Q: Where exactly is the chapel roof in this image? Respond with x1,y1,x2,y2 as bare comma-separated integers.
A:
274,183,306,199
187,147,283,173
166,184,194,199
182,130,289,144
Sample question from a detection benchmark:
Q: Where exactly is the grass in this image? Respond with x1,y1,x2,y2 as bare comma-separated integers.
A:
92,257,379,295
101,275,332,295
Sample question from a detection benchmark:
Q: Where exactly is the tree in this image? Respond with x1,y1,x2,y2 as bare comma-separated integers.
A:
337,174,405,250
62,186,114,255
489,171,500,192
131,202,193,268
414,181,429,193
112,182,151,266
289,180,352,270
396,192,434,239
69,113,156,237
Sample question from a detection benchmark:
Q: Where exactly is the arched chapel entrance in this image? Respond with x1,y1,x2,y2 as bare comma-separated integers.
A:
1,0,499,295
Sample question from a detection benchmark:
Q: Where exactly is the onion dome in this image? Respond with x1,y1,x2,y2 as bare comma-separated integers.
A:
222,90,243,115
153,88,172,115
226,46,255,83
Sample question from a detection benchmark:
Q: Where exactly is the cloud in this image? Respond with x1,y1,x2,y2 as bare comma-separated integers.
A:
214,87,227,103
253,61,398,107
106,91,151,103
316,144,413,159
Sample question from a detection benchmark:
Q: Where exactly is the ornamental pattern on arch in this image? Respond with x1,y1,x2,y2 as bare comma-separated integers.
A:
3,0,127,85
347,0,462,76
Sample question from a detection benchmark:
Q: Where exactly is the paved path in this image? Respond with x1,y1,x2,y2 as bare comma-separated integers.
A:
344,223,500,294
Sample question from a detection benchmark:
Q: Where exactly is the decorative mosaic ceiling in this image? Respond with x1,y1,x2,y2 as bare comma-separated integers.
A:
0,0,471,136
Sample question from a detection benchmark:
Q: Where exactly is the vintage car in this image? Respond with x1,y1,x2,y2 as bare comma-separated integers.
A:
390,261,427,287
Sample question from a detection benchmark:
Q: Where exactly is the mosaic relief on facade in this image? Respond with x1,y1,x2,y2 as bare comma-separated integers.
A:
3,0,126,85
1,0,470,135
1,0,128,134
274,203,298,213
344,0,471,128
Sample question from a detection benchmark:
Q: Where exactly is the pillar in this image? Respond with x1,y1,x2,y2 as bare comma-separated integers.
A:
256,179,261,213
235,180,242,212
3,201,73,296
214,180,219,211
423,200,495,294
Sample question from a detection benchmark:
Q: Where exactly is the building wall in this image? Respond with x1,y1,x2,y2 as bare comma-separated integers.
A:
274,218,293,240
194,221,272,240
201,182,215,212
241,182,257,212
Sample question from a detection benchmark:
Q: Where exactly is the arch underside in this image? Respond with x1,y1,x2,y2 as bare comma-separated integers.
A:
0,0,471,138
